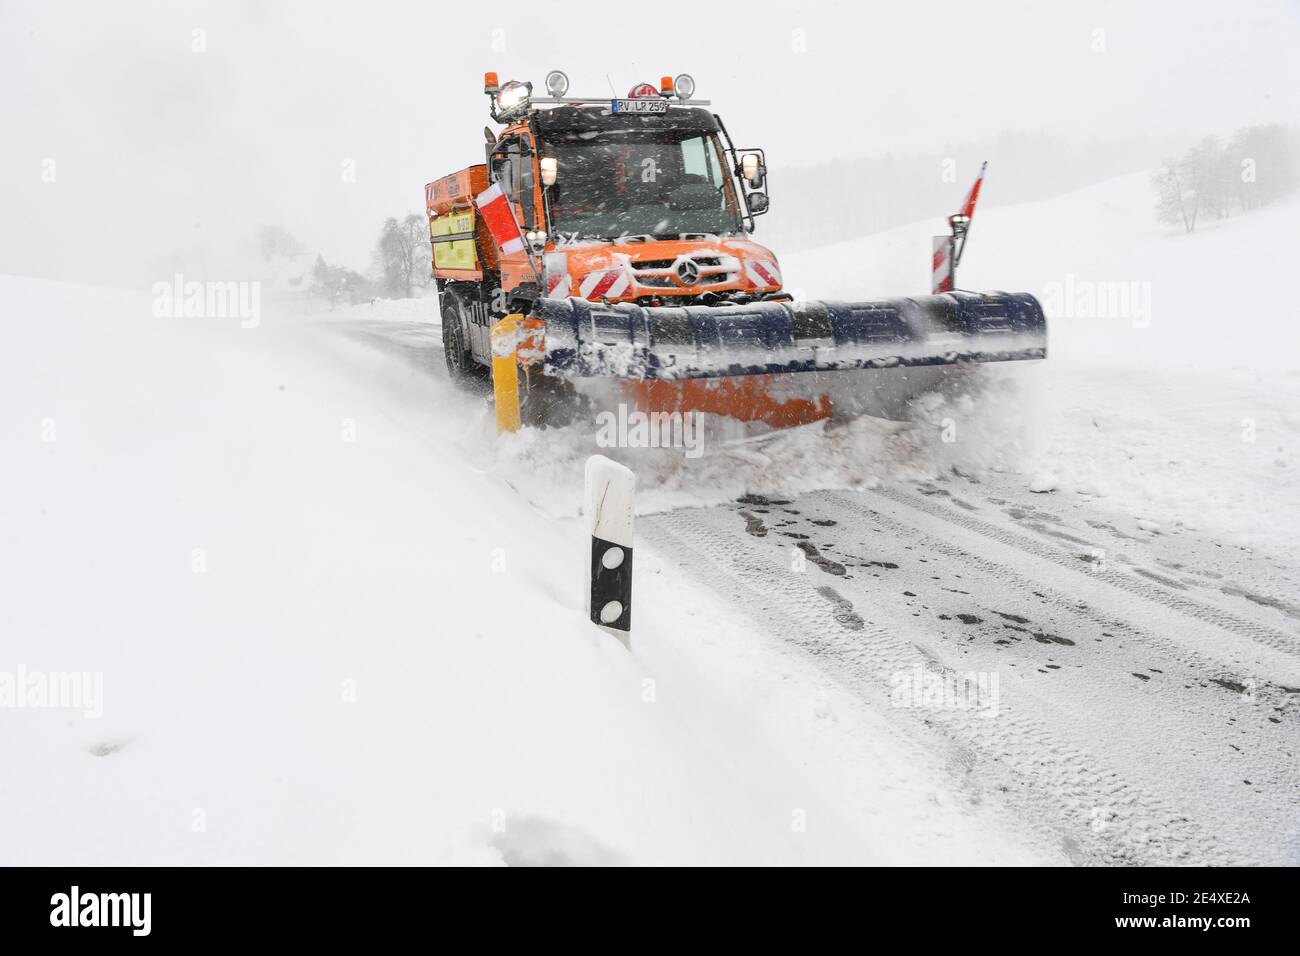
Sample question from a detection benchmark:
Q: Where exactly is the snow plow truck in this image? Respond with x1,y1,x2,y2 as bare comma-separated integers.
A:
426,71,1046,432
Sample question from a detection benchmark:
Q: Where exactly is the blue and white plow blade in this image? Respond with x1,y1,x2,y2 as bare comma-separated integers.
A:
538,291,1047,380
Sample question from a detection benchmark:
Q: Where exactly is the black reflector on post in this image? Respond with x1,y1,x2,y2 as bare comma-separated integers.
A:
584,455,635,635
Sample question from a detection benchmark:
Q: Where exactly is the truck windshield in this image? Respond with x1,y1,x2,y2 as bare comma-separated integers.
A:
543,129,742,240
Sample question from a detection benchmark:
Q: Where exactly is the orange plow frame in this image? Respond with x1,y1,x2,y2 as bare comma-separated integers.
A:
623,377,831,429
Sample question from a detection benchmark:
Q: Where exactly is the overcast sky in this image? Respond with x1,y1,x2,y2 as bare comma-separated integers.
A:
3,0,1298,284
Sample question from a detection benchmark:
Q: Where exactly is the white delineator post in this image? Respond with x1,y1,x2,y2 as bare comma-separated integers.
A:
584,455,635,635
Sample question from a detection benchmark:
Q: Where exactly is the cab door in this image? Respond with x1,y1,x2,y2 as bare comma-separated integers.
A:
489,132,541,298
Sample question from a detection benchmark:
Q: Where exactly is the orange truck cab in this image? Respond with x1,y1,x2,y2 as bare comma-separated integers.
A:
426,73,1050,432
426,71,800,423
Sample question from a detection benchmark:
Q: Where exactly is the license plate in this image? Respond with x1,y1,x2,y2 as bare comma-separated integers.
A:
611,98,667,114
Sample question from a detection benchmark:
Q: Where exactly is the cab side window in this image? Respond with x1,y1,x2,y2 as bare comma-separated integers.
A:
492,147,516,196
492,136,537,229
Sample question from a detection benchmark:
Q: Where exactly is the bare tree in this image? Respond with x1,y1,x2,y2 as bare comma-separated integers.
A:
1152,138,1223,233
373,214,429,298
1228,124,1300,212
312,254,345,310
1152,160,1195,233
1153,124,1300,232
403,214,431,292
1187,136,1231,223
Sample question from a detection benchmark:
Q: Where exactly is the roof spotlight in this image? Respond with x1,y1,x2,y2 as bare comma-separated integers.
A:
544,70,569,98
673,73,695,100
496,79,531,114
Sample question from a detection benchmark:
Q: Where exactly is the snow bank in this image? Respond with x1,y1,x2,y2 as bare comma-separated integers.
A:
0,275,1046,865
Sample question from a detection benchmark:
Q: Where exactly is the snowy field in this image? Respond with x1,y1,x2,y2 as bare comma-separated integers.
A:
3,173,1298,865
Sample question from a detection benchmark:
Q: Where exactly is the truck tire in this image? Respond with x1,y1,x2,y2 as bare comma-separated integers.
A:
440,290,480,385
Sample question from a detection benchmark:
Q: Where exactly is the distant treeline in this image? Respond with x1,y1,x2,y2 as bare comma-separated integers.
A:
269,215,429,309
1151,124,1300,233
761,130,1185,251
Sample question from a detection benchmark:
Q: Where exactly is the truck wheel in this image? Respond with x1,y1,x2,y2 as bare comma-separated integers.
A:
440,291,479,385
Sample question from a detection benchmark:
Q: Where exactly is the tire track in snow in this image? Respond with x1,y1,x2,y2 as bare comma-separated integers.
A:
642,507,1240,866
805,488,1300,861
822,489,1300,688
868,484,1300,662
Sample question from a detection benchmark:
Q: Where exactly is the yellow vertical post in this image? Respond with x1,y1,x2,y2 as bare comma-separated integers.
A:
491,313,523,434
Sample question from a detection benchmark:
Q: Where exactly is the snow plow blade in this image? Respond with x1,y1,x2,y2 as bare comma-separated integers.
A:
538,292,1046,381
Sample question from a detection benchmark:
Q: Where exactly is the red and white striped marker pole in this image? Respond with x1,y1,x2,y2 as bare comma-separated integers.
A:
931,236,954,294
932,161,987,295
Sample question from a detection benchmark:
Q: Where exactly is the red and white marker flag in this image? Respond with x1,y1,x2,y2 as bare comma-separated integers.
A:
474,182,526,256
958,161,988,221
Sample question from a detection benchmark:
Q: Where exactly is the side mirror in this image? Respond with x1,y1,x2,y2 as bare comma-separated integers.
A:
739,152,765,189
747,192,770,215
540,156,557,187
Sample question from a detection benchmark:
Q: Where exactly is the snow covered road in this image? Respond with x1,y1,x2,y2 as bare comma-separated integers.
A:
310,173,1300,864
310,286,1300,866
642,481,1300,865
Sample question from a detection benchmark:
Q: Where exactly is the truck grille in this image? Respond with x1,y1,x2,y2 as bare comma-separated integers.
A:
631,255,736,289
